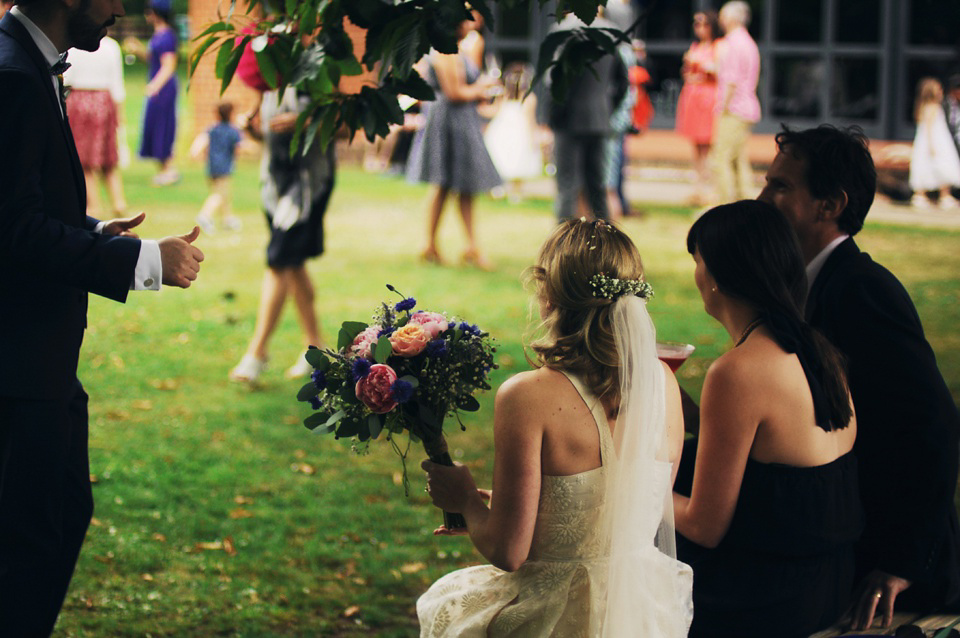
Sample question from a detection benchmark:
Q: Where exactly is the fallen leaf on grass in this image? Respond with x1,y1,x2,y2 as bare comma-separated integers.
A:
89,474,99,484
141,574,154,582
192,538,237,555
343,605,361,618
89,517,103,527
290,462,316,475
283,415,299,425
234,495,254,505
293,449,307,459
105,409,130,420
131,399,153,411
392,472,404,486
109,353,125,369
400,562,427,574
229,508,253,519
149,378,179,391
152,533,166,542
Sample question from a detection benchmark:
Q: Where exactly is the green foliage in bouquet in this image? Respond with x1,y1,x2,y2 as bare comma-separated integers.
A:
297,285,497,492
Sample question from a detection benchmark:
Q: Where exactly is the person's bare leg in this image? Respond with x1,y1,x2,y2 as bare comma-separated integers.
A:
606,188,623,221
246,267,289,360
422,185,449,262
287,265,323,349
83,169,102,217
458,192,491,269
103,167,127,217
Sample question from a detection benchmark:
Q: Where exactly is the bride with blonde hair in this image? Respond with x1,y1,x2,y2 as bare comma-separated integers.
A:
418,219,693,636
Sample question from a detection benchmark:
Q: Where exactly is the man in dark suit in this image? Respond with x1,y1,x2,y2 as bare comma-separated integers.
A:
546,11,627,222
758,124,960,630
0,0,204,634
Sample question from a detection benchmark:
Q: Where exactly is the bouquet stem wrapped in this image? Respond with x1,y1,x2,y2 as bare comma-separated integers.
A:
421,434,467,530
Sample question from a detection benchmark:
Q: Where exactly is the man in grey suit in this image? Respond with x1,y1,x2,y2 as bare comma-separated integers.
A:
547,12,627,222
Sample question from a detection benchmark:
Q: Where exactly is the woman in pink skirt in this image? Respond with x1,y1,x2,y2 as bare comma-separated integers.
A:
63,35,128,218
675,10,720,206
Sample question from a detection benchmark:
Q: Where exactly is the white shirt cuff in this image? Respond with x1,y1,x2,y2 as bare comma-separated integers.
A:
134,240,162,290
93,222,162,290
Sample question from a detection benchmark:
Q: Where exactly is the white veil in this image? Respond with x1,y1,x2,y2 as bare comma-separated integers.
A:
600,296,693,636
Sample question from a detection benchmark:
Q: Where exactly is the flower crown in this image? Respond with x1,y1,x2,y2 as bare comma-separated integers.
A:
589,273,654,301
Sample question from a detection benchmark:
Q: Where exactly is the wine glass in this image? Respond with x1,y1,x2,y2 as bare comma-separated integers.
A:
656,342,695,372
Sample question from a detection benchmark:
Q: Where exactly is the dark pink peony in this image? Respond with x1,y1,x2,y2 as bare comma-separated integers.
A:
355,364,399,414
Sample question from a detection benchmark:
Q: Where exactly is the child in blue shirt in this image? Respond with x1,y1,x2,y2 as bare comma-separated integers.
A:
191,101,245,232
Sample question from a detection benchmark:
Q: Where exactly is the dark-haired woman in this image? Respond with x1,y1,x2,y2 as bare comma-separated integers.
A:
673,200,862,638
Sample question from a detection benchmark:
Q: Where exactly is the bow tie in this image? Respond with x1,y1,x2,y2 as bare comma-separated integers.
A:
49,52,71,76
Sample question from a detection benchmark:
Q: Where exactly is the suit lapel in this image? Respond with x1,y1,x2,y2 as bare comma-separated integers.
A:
0,15,87,206
806,237,860,322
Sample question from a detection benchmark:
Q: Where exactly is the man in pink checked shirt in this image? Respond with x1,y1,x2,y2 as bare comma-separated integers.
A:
711,1,761,203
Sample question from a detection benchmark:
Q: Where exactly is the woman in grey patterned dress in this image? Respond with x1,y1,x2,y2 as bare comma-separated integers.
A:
407,16,501,269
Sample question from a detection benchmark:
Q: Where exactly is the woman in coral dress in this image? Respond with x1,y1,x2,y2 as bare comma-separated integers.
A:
675,11,720,205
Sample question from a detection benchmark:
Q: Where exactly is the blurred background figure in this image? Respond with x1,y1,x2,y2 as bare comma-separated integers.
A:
711,1,760,203
229,89,335,384
63,34,128,218
126,0,180,186
547,10,627,222
909,77,960,210
675,10,719,207
190,101,248,233
484,62,542,203
0,0,12,18
406,16,501,269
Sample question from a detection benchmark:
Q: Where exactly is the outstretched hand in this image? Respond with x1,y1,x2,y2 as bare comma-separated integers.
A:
848,570,912,630
101,211,146,238
159,226,204,288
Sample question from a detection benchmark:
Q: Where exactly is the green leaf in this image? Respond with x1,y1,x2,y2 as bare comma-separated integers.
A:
219,39,247,95
337,55,364,76
399,375,419,389
337,321,369,351
188,34,220,81
303,411,331,430
192,21,233,41
339,383,359,404
456,395,480,412
336,418,363,438
373,335,393,364
304,348,329,369
317,106,340,152
214,36,236,78
254,45,279,89
297,382,319,402
367,414,383,440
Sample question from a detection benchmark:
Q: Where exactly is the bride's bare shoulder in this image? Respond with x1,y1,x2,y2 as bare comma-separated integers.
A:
496,367,575,408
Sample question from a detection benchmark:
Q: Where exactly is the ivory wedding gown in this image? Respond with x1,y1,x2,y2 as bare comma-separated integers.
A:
417,371,693,637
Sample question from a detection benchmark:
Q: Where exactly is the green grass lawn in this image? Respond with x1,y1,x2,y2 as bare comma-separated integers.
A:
52,64,960,636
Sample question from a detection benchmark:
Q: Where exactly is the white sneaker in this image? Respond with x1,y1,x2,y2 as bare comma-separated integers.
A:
229,354,267,383
196,214,215,234
284,356,313,379
939,194,960,210
911,194,933,209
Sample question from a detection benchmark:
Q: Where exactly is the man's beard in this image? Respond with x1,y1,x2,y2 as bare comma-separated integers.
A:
67,4,113,52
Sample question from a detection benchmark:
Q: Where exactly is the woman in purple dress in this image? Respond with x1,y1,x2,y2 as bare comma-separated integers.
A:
138,0,179,185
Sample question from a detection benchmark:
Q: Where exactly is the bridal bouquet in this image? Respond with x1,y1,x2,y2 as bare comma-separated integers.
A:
297,285,497,528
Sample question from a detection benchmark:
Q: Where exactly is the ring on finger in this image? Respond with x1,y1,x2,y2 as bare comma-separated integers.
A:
874,589,882,599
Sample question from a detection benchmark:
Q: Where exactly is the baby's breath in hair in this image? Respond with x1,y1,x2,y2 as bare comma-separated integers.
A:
589,273,654,301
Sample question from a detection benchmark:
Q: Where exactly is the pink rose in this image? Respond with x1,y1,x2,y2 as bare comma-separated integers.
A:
355,364,399,414
351,325,382,359
408,311,449,339
389,324,429,357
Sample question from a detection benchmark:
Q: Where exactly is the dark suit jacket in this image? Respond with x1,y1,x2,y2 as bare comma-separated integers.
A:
0,13,140,401
807,237,960,605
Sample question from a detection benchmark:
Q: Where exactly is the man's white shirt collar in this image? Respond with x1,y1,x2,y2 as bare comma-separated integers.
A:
806,234,850,288
9,6,61,67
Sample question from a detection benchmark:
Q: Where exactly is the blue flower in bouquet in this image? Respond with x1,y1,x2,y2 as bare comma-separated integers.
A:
459,321,482,336
426,339,448,358
377,326,396,339
352,358,372,381
391,379,415,403
308,395,323,410
311,368,326,390
394,297,416,312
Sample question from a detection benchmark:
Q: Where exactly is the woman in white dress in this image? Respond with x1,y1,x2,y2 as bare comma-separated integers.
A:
909,77,960,209
419,219,693,637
